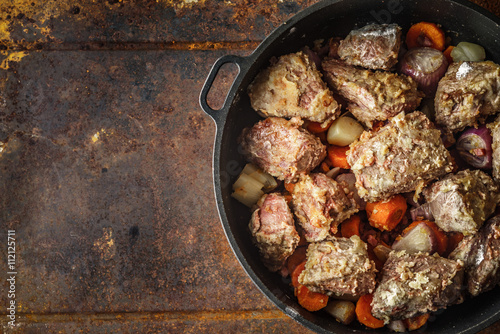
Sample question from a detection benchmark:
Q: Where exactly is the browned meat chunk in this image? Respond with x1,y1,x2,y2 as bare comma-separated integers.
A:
248,51,340,125
321,58,422,128
338,23,402,70
347,111,453,202
249,193,300,272
450,215,500,296
435,61,500,132
298,236,377,297
423,169,500,236
372,251,464,323
292,173,359,242
488,115,500,181
239,117,326,182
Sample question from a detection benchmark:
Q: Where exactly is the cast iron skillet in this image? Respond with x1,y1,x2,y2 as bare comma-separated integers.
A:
200,0,500,332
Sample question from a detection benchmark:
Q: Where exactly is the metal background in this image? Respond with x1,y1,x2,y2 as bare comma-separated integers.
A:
0,0,499,333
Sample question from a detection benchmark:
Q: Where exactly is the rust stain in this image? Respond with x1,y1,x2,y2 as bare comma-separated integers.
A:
0,51,28,69
93,227,116,261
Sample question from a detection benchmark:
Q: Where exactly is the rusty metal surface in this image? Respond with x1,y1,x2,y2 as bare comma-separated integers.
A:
0,0,498,333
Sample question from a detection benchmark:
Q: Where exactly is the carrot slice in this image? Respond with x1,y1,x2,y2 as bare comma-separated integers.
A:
291,261,306,288
341,215,361,238
287,247,307,276
443,45,454,64
307,120,332,134
295,284,329,312
355,294,385,329
403,313,430,331
327,145,350,169
365,194,407,231
284,181,295,193
406,22,446,51
445,232,464,257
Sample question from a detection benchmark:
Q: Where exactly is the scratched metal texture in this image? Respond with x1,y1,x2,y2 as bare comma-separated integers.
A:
0,0,498,333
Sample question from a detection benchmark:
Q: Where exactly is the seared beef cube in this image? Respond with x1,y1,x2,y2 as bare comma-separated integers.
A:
249,193,300,272
435,61,500,132
347,111,453,202
423,169,500,236
298,236,377,297
321,58,422,128
338,23,402,71
292,173,359,242
239,117,326,182
372,251,464,323
450,215,500,296
488,115,500,181
248,51,340,125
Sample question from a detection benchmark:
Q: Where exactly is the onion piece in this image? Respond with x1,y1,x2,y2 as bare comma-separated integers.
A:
392,222,437,254
327,116,364,146
241,163,278,191
336,172,366,210
398,47,448,96
324,300,356,325
456,125,493,169
450,42,486,62
388,320,407,332
410,203,434,221
231,173,265,207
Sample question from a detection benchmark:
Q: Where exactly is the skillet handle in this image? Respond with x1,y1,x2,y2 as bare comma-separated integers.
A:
199,55,245,122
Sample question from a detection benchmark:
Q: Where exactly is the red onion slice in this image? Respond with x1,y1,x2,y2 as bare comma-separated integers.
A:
457,125,493,169
398,47,448,97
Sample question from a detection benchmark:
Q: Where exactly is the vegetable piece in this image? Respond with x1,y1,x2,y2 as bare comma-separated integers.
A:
443,45,454,64
336,172,366,210
398,47,448,96
406,22,445,51
355,294,385,329
392,221,437,254
423,220,448,256
291,261,306,288
365,194,407,231
403,313,430,331
450,41,486,62
327,145,350,169
410,202,434,221
308,120,333,134
341,215,361,238
286,246,307,276
295,284,329,312
372,244,392,263
445,232,464,257
284,181,295,194
457,125,493,169
326,166,341,179
231,173,265,207
241,163,278,191
327,116,364,146
387,320,406,333
325,300,356,325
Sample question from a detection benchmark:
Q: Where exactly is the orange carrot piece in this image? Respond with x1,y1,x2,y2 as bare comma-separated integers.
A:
365,194,407,231
287,247,307,276
443,45,454,64
295,284,329,312
320,161,331,173
307,120,332,134
404,313,430,331
327,145,350,169
406,22,446,51
291,261,306,288
284,182,295,193
341,215,361,238
355,294,385,329
445,232,464,257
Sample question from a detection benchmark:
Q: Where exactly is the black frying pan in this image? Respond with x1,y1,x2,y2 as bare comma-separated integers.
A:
199,0,500,332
